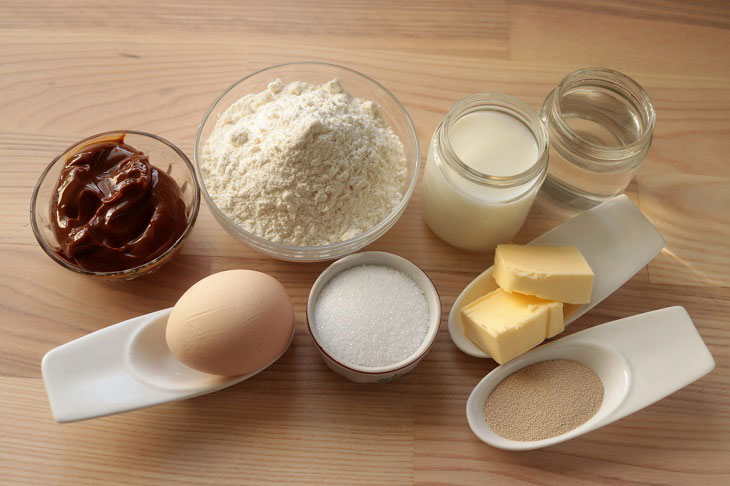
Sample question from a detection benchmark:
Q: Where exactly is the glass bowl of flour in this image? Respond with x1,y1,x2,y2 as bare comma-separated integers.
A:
194,62,420,261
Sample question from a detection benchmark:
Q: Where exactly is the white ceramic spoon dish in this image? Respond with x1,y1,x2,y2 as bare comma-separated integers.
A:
42,308,294,423
466,306,715,450
448,195,665,358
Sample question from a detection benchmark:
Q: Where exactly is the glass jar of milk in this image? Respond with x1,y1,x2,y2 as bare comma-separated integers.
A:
421,94,549,251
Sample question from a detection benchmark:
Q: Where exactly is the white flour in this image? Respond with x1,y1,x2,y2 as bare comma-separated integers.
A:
200,78,408,246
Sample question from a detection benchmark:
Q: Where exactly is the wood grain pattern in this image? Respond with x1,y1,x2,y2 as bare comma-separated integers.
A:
1,1,729,484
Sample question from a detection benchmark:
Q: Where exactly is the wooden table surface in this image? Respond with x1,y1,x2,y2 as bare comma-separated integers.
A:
2,1,729,484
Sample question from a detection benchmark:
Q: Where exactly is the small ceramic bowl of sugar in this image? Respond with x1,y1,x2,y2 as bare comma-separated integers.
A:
306,251,441,383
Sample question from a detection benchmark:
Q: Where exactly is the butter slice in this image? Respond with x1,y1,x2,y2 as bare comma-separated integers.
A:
493,245,594,304
461,288,564,364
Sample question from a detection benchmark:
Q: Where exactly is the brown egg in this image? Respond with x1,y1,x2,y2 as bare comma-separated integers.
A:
165,270,294,376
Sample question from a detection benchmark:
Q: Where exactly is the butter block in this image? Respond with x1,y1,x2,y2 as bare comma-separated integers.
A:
493,245,594,304
461,288,564,364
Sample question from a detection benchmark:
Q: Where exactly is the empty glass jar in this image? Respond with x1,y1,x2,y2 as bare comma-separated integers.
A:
539,68,656,208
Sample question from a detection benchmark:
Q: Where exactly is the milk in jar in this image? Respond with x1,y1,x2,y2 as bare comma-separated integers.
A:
421,94,548,251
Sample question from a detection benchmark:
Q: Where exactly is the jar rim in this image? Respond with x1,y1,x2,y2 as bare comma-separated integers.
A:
438,93,549,188
548,67,656,162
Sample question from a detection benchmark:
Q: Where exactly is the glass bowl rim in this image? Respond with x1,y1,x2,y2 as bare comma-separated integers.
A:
193,61,421,258
30,129,201,278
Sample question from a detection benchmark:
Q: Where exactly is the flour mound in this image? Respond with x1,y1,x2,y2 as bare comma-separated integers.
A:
200,78,408,246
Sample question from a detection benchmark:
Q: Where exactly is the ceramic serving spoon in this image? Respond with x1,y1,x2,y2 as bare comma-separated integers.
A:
466,306,715,450
42,308,294,423
448,195,665,358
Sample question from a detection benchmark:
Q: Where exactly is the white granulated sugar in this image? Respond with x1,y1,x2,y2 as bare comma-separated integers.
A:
313,264,430,368
200,78,408,246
